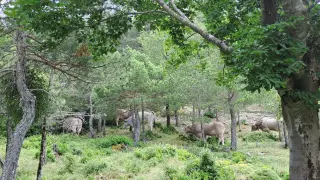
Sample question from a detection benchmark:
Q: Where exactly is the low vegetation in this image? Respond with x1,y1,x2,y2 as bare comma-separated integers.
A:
0,125,289,180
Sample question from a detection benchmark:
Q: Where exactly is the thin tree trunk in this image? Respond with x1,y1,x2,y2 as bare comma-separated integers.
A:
192,103,195,124
200,122,205,142
141,98,145,142
228,91,237,151
1,30,36,180
166,103,170,127
282,121,289,149
214,109,219,121
97,115,102,133
102,117,106,136
133,106,140,146
174,110,179,127
237,109,241,132
277,121,282,142
88,91,95,138
37,118,47,180
6,116,13,156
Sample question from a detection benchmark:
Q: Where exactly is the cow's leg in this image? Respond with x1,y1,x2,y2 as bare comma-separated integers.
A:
116,117,119,126
218,134,224,145
150,120,153,132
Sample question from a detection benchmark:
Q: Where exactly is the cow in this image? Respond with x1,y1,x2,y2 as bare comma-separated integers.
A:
184,121,226,145
123,111,156,131
62,116,83,135
116,109,131,126
251,117,281,132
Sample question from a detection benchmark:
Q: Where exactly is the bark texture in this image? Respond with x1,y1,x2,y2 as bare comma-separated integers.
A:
88,92,95,138
141,99,145,142
37,118,47,180
228,91,237,151
174,110,179,127
133,107,140,145
1,30,36,180
282,121,289,149
6,117,13,156
166,103,170,127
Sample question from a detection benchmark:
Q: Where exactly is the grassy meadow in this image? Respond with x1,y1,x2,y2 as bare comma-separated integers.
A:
0,124,289,180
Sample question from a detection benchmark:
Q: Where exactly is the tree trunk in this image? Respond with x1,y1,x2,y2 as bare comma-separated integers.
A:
97,115,102,133
0,154,3,169
174,110,179,127
281,99,320,179
1,30,36,180
132,106,140,146
37,118,47,180
88,91,95,138
237,109,241,132
282,121,289,149
192,103,195,124
6,116,13,156
166,103,170,127
141,98,145,142
228,91,237,151
214,109,219,121
277,121,282,142
102,117,106,136
200,122,205,142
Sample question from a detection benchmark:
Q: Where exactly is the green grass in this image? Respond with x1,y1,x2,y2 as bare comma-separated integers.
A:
0,125,289,180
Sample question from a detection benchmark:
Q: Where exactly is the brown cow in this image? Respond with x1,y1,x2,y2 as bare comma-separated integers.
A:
116,109,131,126
184,121,225,145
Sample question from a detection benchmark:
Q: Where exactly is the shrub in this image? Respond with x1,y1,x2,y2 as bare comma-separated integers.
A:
85,162,107,175
204,111,216,118
242,132,278,142
125,161,141,173
59,155,76,174
72,147,83,155
34,148,56,162
231,152,247,163
165,167,189,180
56,142,70,155
279,171,289,180
248,168,282,180
97,135,133,149
145,130,162,140
159,124,177,134
134,145,177,161
186,153,218,179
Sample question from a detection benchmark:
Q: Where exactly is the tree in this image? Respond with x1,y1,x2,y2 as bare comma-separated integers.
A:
10,0,320,177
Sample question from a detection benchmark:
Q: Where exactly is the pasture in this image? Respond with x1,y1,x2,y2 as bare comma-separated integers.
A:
0,123,289,180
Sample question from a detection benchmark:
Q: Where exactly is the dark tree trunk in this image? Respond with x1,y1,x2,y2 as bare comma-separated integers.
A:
102,118,106,136
1,30,36,180
97,115,102,133
37,118,47,180
174,110,179,127
0,154,3,169
200,122,205,142
88,92,95,138
141,98,145,142
228,91,237,151
132,106,140,145
6,116,13,156
281,120,289,149
214,109,219,121
166,103,170,127
198,107,201,117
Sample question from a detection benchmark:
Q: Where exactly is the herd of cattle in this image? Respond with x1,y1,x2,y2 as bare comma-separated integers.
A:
60,108,282,144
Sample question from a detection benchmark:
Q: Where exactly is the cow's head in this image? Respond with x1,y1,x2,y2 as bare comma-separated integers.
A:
184,125,192,134
251,125,259,132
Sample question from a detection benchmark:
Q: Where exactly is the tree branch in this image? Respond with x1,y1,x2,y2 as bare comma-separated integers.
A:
170,0,188,19
30,53,91,83
155,0,233,53
308,0,320,12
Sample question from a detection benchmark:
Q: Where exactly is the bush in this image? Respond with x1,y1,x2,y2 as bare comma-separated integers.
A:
204,111,216,118
134,144,177,161
157,124,177,134
242,132,278,142
85,162,107,175
279,171,289,180
97,135,133,149
145,130,162,140
34,148,56,162
59,155,76,174
72,147,83,155
231,152,247,163
248,168,282,180
125,161,141,173
165,167,189,180
56,142,70,155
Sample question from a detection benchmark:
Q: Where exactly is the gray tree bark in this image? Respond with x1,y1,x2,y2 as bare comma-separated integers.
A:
132,107,140,146
102,117,106,136
97,115,102,133
6,116,13,156
282,121,289,149
141,98,145,142
88,91,95,138
192,103,195,124
36,118,47,180
237,109,241,132
1,30,36,180
174,110,179,127
228,91,237,151
0,154,3,169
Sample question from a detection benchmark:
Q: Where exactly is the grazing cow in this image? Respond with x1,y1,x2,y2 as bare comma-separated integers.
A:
251,117,281,132
184,121,226,145
62,116,83,135
116,109,131,126
123,111,156,131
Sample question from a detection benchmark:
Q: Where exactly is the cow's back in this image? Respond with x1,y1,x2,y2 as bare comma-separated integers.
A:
261,117,279,131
